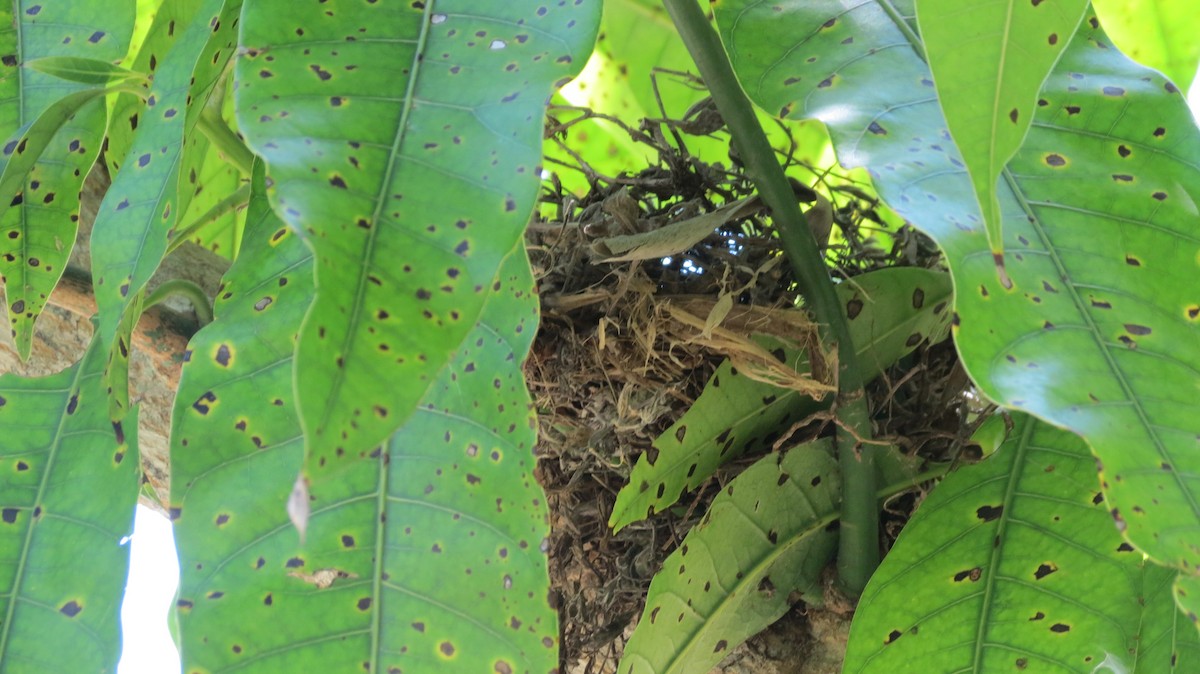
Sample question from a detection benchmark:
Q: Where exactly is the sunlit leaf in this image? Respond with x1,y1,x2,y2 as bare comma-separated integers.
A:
916,0,1088,280
234,1,599,471
1093,0,1200,91
715,1,1200,582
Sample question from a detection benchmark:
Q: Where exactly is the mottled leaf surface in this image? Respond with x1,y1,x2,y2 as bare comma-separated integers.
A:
844,413,1200,672
90,0,237,356
174,163,557,671
0,335,139,672
234,1,598,473
917,0,1087,268
610,267,951,530
618,442,840,674
716,1,1200,573
0,0,133,359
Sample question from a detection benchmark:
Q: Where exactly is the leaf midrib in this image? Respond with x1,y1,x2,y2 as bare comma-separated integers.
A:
866,0,1200,552
359,8,438,669
654,469,837,674
312,0,439,438
971,416,1034,672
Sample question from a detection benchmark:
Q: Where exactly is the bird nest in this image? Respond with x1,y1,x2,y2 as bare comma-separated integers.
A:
525,102,972,673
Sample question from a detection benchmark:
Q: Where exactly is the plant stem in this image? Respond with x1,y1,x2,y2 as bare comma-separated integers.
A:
661,0,878,594
198,108,255,176
144,279,213,326
167,183,251,255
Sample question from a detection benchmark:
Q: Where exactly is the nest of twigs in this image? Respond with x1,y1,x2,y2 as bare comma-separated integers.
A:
526,97,972,673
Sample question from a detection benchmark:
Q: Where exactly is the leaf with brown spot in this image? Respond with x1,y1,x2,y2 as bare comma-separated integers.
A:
619,443,840,674
716,1,1200,600
91,0,240,387
0,3,134,360
844,414,1200,670
0,333,140,670
173,162,560,671
915,0,1088,276
235,0,598,474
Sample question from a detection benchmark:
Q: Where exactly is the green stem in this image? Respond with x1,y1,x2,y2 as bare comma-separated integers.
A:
197,108,254,176
167,183,251,255
144,279,213,326
661,0,878,595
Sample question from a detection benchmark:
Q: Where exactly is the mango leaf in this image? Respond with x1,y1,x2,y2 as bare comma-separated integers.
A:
234,1,598,471
1175,573,1200,626
610,267,951,531
90,0,238,367
1092,0,1200,90
618,441,840,674
173,162,557,671
844,413,1200,671
171,160,315,669
104,0,203,178
0,1,134,360
714,2,1200,578
0,334,140,671
177,70,246,259
916,0,1088,278
25,56,146,85
0,87,115,208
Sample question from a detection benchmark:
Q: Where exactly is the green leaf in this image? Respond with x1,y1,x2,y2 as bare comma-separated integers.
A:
90,0,239,366
715,2,1200,577
916,0,1088,280
173,163,557,672
610,267,952,531
170,160,315,669
1174,573,1200,628
177,71,246,259
0,87,115,208
1092,0,1200,91
234,2,598,471
844,413,1200,671
0,334,140,671
0,1,134,360
618,441,840,674
104,0,205,178
25,56,146,85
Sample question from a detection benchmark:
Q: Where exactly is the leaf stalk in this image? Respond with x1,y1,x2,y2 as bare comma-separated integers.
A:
661,0,878,595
